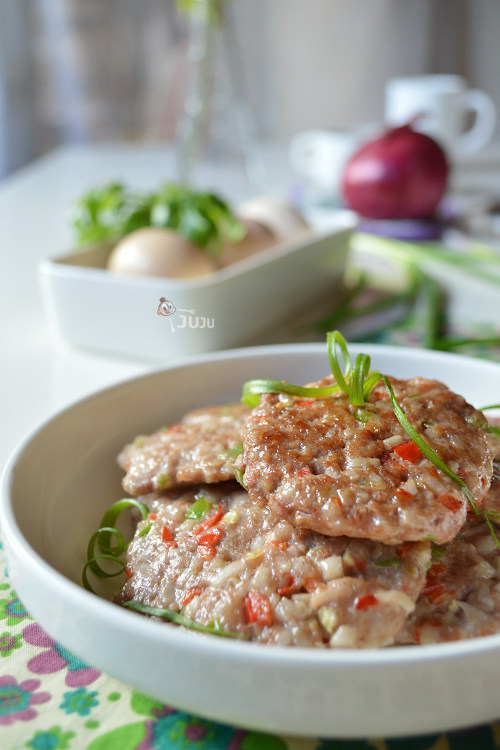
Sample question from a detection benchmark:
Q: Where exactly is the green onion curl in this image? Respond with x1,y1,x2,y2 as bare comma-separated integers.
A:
82,498,149,593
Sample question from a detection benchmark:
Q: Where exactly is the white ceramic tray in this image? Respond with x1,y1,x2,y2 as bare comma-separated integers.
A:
39,215,354,362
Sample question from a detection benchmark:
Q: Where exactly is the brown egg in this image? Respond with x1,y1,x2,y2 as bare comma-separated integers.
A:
217,218,276,268
107,227,217,279
237,196,310,240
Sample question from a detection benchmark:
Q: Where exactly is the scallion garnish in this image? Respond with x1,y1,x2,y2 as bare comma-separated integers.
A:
185,495,212,520
374,557,401,568
431,545,446,561
241,378,340,408
82,498,149,593
479,405,500,434
122,600,249,639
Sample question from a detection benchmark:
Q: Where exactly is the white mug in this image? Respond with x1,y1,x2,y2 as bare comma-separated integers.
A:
385,74,496,157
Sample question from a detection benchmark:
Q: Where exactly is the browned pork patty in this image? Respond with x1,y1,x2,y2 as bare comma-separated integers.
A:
118,404,249,495
396,517,500,645
119,484,431,648
237,376,492,545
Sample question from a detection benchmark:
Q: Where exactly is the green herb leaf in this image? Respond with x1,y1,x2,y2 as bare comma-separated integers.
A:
71,181,245,254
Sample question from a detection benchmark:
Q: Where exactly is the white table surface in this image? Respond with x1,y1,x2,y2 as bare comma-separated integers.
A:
2,139,500,475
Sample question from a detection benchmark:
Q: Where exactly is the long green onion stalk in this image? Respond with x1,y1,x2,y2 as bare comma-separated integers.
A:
122,601,248,639
324,233,500,355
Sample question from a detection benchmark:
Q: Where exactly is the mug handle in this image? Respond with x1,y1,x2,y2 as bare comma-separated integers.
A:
457,89,497,155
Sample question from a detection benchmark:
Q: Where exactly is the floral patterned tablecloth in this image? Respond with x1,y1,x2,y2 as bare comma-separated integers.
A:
2,535,500,750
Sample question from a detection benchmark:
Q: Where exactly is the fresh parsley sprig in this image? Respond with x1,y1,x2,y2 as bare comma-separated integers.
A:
71,181,246,254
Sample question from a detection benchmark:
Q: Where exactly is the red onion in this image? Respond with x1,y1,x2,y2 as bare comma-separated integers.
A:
341,124,449,219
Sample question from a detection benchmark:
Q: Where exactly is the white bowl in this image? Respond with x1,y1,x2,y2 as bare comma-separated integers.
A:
2,342,500,739
38,215,354,363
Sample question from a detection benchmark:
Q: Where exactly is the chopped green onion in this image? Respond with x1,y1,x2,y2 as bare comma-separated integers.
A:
374,557,401,568
122,600,249,639
186,495,212,520
156,472,170,489
233,465,248,490
431,545,446,561
219,443,244,459
354,409,372,423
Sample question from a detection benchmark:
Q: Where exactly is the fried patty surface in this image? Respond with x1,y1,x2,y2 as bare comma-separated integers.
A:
118,404,249,495
238,376,492,545
119,484,431,648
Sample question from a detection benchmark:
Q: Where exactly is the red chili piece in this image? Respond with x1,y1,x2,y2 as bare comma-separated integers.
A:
193,506,224,535
393,441,422,463
197,527,224,547
162,525,173,542
439,494,462,512
244,590,273,626
353,556,367,574
422,582,447,603
197,544,217,561
277,573,295,596
355,594,378,610
162,525,178,548
182,586,203,605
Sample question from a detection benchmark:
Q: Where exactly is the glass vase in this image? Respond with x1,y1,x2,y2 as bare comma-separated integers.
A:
175,0,265,189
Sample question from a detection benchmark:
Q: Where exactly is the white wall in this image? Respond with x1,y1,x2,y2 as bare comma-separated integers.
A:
0,0,499,177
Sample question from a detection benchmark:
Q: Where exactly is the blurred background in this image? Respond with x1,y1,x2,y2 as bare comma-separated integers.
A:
1,0,500,180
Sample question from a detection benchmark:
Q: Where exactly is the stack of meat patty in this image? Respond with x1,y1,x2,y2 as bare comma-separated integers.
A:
117,375,500,648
